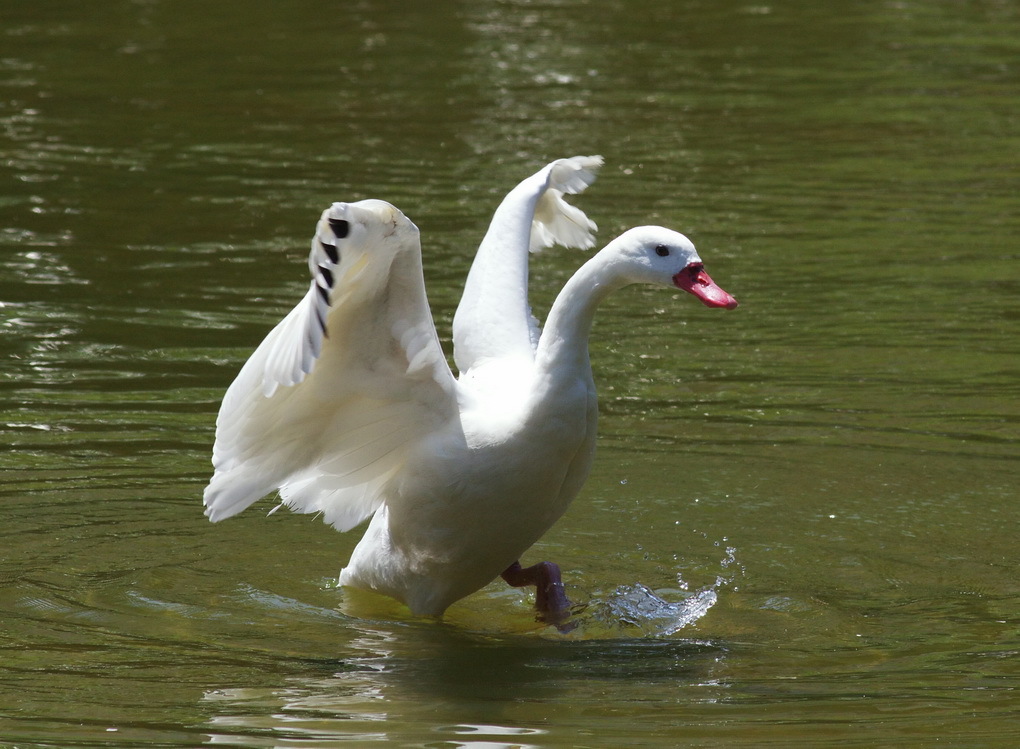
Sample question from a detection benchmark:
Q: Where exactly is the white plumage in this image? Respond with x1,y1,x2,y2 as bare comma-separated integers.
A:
204,156,737,618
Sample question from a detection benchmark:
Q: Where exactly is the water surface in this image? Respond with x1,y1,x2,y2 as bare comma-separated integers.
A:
2,0,1017,746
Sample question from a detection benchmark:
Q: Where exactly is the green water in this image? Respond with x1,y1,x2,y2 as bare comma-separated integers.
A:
2,0,1017,746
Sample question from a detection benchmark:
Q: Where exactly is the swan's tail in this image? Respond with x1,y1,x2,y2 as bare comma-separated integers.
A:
529,155,603,253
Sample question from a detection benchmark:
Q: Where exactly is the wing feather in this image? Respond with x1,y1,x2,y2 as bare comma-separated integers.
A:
452,155,601,374
204,200,458,531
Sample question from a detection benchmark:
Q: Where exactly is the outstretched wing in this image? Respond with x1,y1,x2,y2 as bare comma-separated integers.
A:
452,155,602,374
204,200,458,531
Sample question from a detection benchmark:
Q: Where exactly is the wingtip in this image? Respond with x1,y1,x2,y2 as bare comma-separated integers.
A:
530,156,602,252
550,155,604,195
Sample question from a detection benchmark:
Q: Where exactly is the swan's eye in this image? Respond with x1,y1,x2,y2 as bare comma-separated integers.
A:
654,244,670,257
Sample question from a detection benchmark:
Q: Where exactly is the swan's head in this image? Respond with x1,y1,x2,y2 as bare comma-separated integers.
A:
607,226,738,309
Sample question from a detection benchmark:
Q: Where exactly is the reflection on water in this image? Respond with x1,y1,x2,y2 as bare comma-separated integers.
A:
200,608,726,747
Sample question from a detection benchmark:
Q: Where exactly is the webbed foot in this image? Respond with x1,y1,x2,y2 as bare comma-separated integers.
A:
501,560,572,626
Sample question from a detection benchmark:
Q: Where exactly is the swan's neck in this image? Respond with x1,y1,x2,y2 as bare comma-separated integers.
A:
535,252,625,376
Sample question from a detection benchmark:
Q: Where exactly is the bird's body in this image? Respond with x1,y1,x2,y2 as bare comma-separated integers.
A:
341,366,595,615
204,156,736,618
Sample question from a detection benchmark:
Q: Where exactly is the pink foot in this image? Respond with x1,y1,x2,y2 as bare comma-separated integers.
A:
501,560,571,622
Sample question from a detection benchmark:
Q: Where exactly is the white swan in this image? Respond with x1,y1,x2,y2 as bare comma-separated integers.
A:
203,156,737,620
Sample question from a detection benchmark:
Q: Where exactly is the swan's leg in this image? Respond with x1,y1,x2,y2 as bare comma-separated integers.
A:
501,560,570,618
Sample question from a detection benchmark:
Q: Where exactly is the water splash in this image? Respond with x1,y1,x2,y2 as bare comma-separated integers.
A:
602,582,719,636
576,544,740,637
